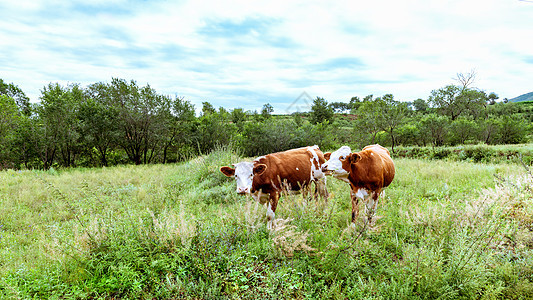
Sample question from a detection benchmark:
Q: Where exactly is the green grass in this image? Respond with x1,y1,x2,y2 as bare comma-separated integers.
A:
1,146,532,299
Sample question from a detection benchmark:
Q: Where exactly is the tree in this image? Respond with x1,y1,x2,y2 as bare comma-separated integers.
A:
79,84,121,166
448,116,479,145
202,102,216,115
0,79,31,115
310,97,334,124
160,96,196,162
261,103,274,119
487,92,499,105
38,83,84,168
353,99,382,146
420,114,449,147
454,70,476,90
353,94,407,151
349,96,362,111
413,98,429,112
329,101,350,113
196,110,236,154
497,115,530,144
99,78,169,165
231,108,247,130
376,94,409,151
0,95,20,168
428,85,487,120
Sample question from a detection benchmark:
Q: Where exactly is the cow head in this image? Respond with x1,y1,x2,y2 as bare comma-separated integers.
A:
220,161,254,194
340,152,361,173
321,146,351,182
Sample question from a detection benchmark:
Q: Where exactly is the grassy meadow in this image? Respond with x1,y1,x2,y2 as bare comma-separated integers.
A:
1,147,532,299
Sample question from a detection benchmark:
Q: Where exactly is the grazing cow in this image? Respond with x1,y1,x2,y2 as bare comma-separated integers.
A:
322,144,395,224
220,145,328,229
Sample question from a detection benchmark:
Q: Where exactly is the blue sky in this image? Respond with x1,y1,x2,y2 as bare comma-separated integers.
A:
1,0,532,113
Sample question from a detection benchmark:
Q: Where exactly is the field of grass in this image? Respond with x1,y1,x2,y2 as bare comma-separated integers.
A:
1,147,532,299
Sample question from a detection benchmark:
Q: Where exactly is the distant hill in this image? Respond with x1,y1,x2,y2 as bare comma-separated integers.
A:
509,92,533,102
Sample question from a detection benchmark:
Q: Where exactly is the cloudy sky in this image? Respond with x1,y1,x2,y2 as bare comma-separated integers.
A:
1,0,532,113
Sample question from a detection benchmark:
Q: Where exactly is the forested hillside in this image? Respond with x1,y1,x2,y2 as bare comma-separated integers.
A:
510,91,533,102
1,77,532,170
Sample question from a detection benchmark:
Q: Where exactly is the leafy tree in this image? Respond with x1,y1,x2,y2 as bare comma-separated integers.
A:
79,84,120,166
11,114,40,169
38,83,84,167
353,100,382,146
349,96,362,111
480,118,500,145
448,116,479,145
160,96,196,162
196,110,236,154
420,113,450,147
97,78,170,165
376,94,409,151
310,97,334,124
0,79,31,115
0,95,20,168
429,84,488,120
261,103,274,119
231,108,247,130
397,122,426,147
329,101,350,113
413,98,429,112
293,112,304,127
487,92,499,105
497,115,530,144
202,102,216,115
352,94,408,151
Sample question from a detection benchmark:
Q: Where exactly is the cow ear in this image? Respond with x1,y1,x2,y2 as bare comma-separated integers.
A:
253,164,267,176
220,166,235,177
324,152,331,161
348,153,361,164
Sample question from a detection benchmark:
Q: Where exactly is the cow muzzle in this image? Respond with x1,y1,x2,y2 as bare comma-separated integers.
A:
237,187,250,194
321,166,334,174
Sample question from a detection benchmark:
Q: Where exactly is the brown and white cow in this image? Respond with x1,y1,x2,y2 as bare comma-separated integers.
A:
322,144,395,225
220,145,328,229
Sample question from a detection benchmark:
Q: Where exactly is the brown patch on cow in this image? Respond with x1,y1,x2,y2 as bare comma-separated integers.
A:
324,152,331,161
253,164,267,176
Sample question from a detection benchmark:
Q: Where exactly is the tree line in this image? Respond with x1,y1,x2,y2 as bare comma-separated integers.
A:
0,75,531,170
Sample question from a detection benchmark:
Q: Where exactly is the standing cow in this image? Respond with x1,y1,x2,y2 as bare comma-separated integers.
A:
322,144,395,225
220,145,328,229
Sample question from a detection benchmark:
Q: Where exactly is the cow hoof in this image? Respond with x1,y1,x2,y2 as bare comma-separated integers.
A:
267,220,275,230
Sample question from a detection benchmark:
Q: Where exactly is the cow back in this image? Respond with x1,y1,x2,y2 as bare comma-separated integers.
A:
252,146,325,194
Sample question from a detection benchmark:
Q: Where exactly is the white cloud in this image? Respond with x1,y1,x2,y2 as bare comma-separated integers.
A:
1,0,532,111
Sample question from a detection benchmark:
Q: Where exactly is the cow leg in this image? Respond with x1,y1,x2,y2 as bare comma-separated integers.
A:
315,178,328,201
364,190,380,225
350,189,360,223
301,182,310,201
267,192,279,230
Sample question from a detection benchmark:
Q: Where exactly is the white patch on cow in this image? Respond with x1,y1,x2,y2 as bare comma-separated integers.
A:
296,167,299,171
307,145,324,181
322,146,351,182
232,161,254,194
355,188,369,199
364,191,378,216
253,156,266,162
